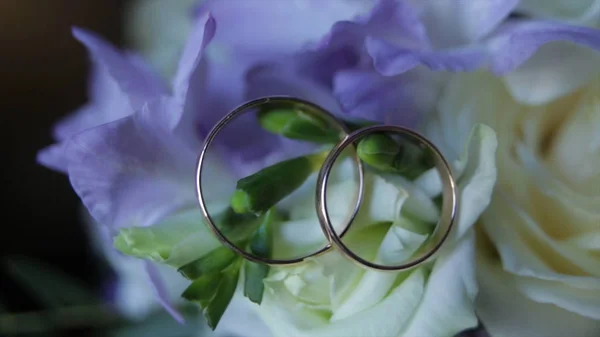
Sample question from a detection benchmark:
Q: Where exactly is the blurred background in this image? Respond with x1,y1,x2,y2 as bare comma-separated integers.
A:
0,1,151,335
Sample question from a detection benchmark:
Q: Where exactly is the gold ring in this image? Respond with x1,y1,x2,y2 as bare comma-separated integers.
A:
196,96,365,266
316,124,457,271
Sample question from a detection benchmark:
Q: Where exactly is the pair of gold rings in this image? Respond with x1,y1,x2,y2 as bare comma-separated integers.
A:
196,96,457,272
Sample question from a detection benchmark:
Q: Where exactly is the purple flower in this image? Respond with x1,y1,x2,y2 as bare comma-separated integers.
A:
37,1,369,322
38,0,600,327
249,0,600,129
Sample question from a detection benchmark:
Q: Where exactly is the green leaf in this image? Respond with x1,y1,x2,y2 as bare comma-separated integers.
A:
181,272,222,307
257,105,342,144
178,246,236,280
182,260,242,330
230,152,328,214
243,209,279,304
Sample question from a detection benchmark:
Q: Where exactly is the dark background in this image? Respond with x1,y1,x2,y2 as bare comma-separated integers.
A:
1,0,128,329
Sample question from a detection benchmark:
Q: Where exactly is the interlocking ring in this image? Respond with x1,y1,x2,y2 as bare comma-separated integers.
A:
196,96,365,266
316,125,458,271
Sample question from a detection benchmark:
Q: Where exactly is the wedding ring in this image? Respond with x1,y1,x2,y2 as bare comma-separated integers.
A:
196,96,365,266
316,125,458,271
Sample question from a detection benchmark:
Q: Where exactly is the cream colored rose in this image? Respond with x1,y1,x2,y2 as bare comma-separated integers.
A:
227,125,498,337
427,71,600,337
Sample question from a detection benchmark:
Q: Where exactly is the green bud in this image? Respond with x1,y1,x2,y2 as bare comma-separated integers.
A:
257,105,342,143
178,246,237,280
182,259,241,330
357,134,433,179
231,152,328,214
243,209,279,304
113,210,221,268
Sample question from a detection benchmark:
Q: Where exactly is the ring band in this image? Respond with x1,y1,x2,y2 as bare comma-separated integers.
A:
316,125,457,271
196,96,365,266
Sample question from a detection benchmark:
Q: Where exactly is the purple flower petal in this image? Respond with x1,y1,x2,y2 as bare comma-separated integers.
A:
38,31,167,172
486,20,600,75
65,98,197,231
333,68,442,128
366,36,486,75
72,27,167,109
37,143,69,173
196,0,367,55
144,261,185,324
171,12,215,114
185,0,369,169
350,0,514,76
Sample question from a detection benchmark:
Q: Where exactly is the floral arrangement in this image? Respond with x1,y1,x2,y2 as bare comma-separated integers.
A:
37,1,600,336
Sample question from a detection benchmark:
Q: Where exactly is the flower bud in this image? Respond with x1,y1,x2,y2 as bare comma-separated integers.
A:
357,134,433,179
257,105,343,143
230,152,328,214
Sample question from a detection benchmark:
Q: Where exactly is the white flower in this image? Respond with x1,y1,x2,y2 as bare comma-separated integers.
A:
428,69,600,336
232,125,498,337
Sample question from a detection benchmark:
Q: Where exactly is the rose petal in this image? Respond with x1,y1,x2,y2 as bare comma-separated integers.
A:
502,42,600,105
476,249,600,337
450,124,498,241
332,222,426,321
515,276,600,319
417,124,498,242
400,231,479,337
259,268,426,337
482,192,600,281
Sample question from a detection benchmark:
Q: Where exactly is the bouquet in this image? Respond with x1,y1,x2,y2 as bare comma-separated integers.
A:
36,1,600,336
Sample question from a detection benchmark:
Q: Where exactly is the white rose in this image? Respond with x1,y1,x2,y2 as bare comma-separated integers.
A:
518,0,600,27
230,125,498,337
428,69,600,337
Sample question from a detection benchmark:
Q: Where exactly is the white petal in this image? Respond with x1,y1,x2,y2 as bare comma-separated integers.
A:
450,124,498,242
401,231,479,337
332,222,425,321
515,276,600,319
419,124,498,242
476,250,600,337
259,269,426,337
484,188,600,279
502,42,600,105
